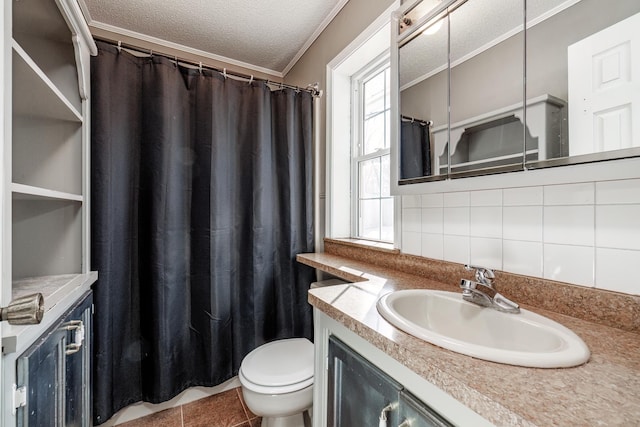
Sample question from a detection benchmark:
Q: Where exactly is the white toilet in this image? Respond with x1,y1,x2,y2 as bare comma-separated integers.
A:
239,338,314,427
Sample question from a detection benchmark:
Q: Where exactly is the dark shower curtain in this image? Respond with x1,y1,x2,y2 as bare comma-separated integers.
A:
400,120,432,179
90,41,315,424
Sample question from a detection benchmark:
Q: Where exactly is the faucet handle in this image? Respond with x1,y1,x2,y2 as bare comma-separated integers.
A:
464,264,495,286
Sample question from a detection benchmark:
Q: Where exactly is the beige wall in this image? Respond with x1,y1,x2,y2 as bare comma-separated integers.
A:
284,0,397,197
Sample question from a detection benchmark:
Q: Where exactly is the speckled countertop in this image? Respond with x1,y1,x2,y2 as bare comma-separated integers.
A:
298,251,640,426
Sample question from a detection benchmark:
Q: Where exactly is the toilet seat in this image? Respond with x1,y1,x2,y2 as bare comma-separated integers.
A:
239,338,314,395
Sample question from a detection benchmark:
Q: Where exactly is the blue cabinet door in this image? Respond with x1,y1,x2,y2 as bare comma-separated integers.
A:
16,292,93,427
328,335,402,426
328,335,453,427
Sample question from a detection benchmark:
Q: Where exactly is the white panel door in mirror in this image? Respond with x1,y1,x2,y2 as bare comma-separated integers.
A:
568,12,640,156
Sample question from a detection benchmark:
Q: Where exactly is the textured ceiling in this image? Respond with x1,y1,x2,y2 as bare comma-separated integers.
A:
80,0,346,75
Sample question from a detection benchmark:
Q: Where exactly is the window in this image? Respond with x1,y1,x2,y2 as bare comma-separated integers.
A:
352,62,393,242
325,4,399,246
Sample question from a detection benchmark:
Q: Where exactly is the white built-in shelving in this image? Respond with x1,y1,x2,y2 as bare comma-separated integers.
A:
1,0,97,421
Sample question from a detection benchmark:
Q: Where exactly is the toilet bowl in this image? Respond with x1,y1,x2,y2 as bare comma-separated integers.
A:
239,338,314,427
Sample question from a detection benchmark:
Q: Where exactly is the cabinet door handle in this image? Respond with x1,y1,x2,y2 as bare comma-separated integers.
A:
379,402,398,427
62,320,85,355
0,293,44,325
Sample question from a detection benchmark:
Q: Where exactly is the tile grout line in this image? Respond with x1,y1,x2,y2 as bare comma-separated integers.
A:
235,387,252,422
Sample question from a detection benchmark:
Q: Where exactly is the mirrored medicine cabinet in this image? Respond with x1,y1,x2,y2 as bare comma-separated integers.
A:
391,0,640,187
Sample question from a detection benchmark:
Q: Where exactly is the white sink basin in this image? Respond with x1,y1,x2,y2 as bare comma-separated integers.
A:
376,289,590,368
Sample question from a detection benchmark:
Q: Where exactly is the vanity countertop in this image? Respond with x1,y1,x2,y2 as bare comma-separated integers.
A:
298,252,640,426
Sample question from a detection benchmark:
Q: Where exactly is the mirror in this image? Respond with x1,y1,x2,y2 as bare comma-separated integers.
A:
396,0,640,185
398,4,449,181
525,0,640,168
448,0,524,177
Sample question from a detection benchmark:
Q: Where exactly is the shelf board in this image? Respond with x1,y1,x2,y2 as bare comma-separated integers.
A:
12,40,82,122
11,183,83,202
2,272,97,356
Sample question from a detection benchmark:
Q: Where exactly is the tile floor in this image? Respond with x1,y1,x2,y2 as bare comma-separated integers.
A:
119,387,261,427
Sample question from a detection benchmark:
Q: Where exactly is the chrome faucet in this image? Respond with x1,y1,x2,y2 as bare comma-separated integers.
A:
460,265,520,314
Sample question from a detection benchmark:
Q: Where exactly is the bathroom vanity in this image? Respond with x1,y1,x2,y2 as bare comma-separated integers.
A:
299,240,640,426
319,313,490,426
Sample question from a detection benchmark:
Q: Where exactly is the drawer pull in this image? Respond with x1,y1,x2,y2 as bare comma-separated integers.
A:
62,320,85,355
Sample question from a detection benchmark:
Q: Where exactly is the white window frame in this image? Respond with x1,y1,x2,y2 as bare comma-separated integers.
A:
324,0,402,250
350,57,393,242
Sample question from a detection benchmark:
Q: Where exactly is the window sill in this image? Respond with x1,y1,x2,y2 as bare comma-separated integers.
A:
325,238,399,254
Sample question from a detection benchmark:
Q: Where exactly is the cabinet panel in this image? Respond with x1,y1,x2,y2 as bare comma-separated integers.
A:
399,391,452,427
12,44,82,122
13,115,83,195
16,292,92,427
328,335,453,427
12,0,82,111
12,199,82,279
16,327,65,426
328,335,402,426
64,296,92,427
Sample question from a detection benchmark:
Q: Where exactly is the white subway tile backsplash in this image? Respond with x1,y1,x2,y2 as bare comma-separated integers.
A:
401,180,639,295
470,237,502,270
595,205,640,250
470,189,502,206
443,235,469,264
444,191,470,207
421,208,443,234
422,193,444,208
422,232,444,260
543,244,594,286
544,206,594,246
402,231,422,256
503,206,543,242
402,208,422,233
443,207,470,236
544,183,594,206
470,207,502,238
402,195,422,208
503,186,543,206
596,179,640,205
503,240,543,277
595,247,640,295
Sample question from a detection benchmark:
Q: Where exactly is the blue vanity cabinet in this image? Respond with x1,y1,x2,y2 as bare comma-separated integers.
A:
328,335,403,425
328,335,452,427
15,291,92,427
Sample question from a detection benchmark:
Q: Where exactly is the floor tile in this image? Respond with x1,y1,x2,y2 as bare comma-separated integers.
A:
183,388,248,427
236,388,258,419
118,407,182,427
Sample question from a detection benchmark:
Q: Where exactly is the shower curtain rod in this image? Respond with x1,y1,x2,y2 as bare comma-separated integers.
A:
401,115,432,126
95,37,323,97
